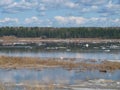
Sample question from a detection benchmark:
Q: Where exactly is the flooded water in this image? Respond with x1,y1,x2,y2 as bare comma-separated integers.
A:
0,42,120,86
0,68,120,84
0,43,120,60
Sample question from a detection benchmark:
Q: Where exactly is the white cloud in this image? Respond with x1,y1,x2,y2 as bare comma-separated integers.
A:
45,19,53,27
90,17,107,21
41,0,65,4
0,0,13,6
24,16,52,27
25,16,41,24
54,16,109,25
0,17,18,23
54,16,120,27
106,0,120,10
55,16,86,25
86,17,120,27
91,5,98,9
3,0,38,13
0,0,119,27
39,12,46,16
106,0,113,8
41,0,79,8
81,5,98,12
37,4,47,11
112,18,120,23
64,2,79,8
78,0,107,5
97,0,120,16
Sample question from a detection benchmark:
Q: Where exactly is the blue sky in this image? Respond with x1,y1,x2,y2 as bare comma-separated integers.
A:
0,0,120,27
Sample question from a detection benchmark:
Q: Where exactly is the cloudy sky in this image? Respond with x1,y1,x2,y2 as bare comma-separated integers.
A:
0,0,120,27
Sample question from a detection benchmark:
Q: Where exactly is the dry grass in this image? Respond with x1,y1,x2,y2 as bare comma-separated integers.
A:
0,56,79,70
0,36,120,44
98,61,120,72
0,82,56,90
0,83,5,90
0,56,120,72
0,81,66,90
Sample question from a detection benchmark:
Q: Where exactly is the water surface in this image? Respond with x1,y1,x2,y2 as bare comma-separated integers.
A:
0,43,120,84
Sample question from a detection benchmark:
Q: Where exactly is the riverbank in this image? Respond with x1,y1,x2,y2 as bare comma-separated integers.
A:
0,36,120,46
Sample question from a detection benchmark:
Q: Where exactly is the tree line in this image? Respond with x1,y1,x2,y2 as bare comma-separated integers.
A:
0,27,120,38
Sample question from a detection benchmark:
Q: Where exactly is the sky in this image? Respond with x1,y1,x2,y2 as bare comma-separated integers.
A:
0,0,120,27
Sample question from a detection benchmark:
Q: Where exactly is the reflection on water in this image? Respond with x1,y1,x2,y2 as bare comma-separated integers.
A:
0,46,120,60
0,68,120,84
0,43,120,84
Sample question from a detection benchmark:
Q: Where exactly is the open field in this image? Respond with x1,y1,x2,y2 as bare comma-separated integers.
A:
0,56,120,72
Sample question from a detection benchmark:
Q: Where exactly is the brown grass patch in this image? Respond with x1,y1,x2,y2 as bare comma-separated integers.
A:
0,56,79,70
0,36,120,44
0,56,120,72
0,82,57,90
0,80,67,90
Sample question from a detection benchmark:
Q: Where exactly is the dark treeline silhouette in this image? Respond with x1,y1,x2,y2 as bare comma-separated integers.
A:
0,27,120,38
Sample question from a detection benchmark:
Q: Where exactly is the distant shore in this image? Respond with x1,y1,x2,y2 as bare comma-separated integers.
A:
0,36,120,46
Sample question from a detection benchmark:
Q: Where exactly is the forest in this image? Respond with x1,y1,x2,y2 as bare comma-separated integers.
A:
0,27,120,39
